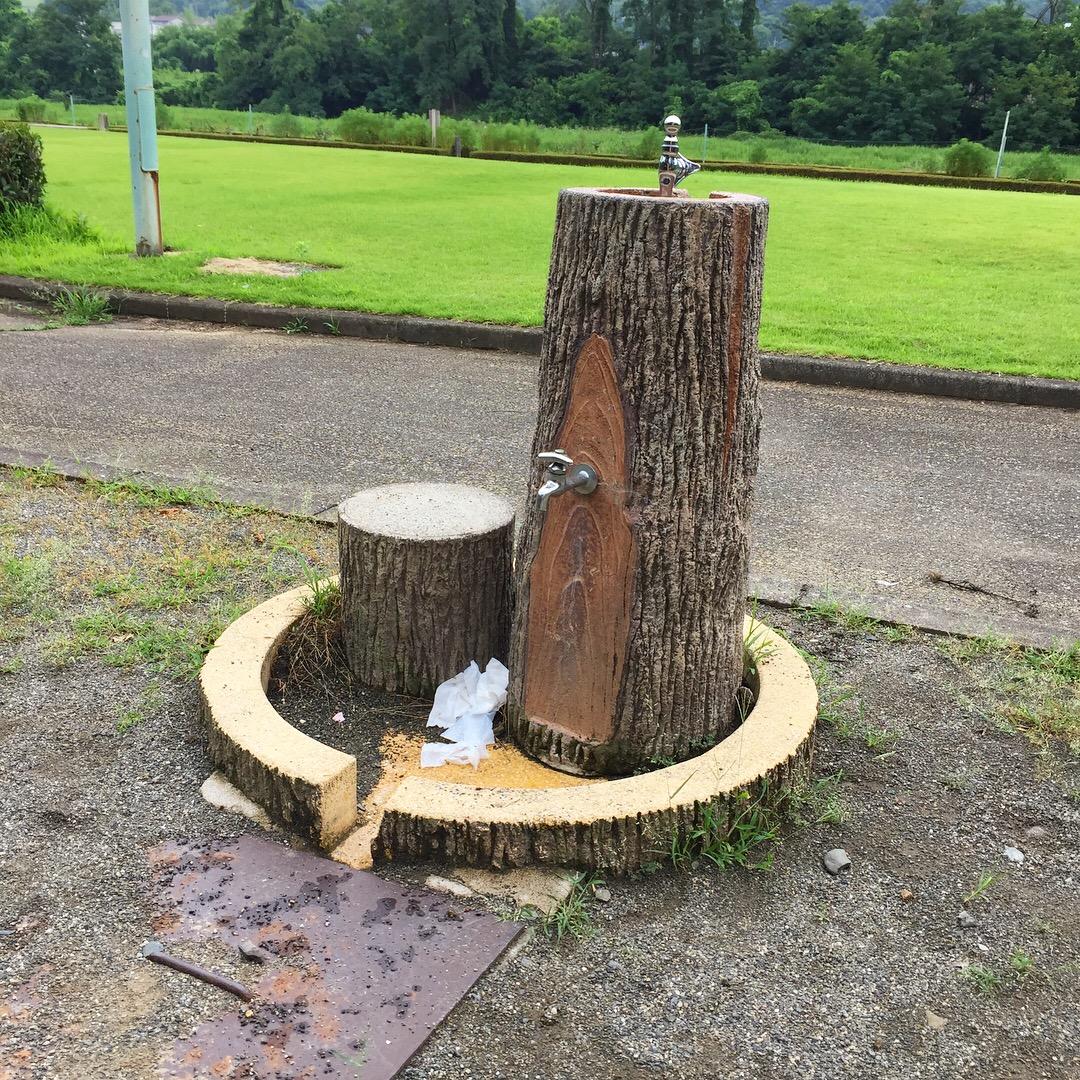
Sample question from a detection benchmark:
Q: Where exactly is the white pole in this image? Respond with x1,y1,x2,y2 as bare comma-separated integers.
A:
118,0,163,256
994,110,1011,179
69,94,76,126
702,122,708,164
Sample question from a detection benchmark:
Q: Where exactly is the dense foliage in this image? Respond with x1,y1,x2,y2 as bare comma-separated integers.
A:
0,0,120,102
0,122,45,210
0,0,1077,150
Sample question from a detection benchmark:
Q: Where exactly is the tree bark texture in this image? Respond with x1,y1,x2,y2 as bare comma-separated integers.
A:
505,187,769,776
339,483,514,698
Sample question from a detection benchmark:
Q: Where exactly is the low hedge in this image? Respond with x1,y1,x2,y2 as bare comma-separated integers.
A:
128,129,445,155
472,150,1080,194
9,121,1076,195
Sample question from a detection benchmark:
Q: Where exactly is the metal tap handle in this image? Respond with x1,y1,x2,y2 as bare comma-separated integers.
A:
538,450,573,469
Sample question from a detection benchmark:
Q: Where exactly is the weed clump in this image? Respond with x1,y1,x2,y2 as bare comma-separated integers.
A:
668,788,781,872
48,287,112,325
1017,146,1066,183
513,871,602,942
15,97,50,123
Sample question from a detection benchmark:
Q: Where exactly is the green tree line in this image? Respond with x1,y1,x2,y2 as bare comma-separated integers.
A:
1,0,1077,149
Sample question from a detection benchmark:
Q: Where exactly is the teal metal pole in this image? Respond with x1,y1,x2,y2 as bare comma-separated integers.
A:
118,0,163,256
994,110,1011,179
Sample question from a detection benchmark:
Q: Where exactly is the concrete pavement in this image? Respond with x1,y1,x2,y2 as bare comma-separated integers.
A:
1,317,1076,645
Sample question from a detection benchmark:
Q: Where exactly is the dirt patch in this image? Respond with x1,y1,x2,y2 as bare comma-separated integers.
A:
200,256,327,277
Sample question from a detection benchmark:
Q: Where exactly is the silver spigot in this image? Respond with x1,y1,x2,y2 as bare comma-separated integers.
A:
536,449,598,512
658,114,700,197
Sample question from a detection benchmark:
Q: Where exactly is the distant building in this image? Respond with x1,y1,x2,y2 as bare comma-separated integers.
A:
109,14,214,37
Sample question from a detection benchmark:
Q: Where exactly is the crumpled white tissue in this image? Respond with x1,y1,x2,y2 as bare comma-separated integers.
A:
420,658,508,768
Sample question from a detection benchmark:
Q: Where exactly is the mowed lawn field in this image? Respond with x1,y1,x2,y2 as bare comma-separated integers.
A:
7,128,1080,379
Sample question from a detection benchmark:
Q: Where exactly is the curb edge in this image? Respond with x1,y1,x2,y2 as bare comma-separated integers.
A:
2,275,1075,410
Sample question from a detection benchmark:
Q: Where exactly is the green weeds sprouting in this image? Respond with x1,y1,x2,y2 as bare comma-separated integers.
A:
943,635,1080,755
116,681,164,733
789,770,848,827
963,869,998,905
805,652,903,758
1009,949,1035,981
964,963,1003,994
795,595,914,643
938,631,1011,663
3,466,339,700
743,611,777,677
46,607,240,680
83,476,215,510
0,550,52,617
515,872,601,942
0,203,96,245
962,950,1042,996
48,286,112,325
303,564,340,622
283,316,310,334
668,789,781,873
9,463,64,489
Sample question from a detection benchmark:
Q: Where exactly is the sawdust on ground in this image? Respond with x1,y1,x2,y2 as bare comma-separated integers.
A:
332,731,598,870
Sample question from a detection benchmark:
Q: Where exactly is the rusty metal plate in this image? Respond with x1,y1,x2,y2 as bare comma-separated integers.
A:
150,836,520,1079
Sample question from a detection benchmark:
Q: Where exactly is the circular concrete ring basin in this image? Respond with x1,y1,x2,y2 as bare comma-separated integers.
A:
200,580,818,874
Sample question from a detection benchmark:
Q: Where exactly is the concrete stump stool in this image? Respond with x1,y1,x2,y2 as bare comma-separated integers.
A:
338,483,514,698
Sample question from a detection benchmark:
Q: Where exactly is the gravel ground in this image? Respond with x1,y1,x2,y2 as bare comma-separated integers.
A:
1,472,1077,1080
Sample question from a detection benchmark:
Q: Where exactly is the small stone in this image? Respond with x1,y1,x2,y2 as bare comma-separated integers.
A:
593,886,612,903
238,939,272,965
424,875,476,899
606,959,623,973
542,1005,559,1025
925,1009,948,1031
899,888,915,903
823,848,851,875
957,910,977,928
1024,825,1048,840
1003,846,1025,864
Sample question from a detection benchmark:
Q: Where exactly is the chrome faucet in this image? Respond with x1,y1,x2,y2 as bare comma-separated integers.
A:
536,449,598,512
658,114,700,196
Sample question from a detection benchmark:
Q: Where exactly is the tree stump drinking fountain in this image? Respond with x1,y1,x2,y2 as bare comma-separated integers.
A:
198,119,818,874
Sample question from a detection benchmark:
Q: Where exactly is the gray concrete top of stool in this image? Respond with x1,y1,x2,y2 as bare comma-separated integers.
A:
339,483,514,541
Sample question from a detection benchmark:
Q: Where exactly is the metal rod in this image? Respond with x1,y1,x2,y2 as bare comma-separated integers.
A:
142,942,253,1001
118,0,163,256
702,122,708,165
994,110,1010,179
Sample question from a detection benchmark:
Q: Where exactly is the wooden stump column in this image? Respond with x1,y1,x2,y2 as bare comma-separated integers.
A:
506,187,769,776
339,483,514,698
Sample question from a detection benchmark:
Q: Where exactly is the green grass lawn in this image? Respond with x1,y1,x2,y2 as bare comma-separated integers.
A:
7,100,1079,179
5,128,1079,380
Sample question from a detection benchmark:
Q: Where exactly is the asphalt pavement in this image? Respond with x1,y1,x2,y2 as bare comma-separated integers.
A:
1,314,1076,645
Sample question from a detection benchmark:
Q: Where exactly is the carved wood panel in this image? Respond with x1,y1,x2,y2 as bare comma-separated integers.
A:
521,334,635,744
